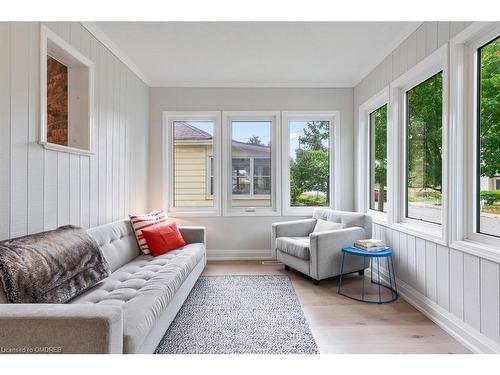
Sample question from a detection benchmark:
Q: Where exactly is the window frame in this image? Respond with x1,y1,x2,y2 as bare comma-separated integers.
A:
222,111,281,216
389,45,448,244
39,25,94,156
358,89,390,223
463,25,500,249
163,111,222,217
281,111,339,216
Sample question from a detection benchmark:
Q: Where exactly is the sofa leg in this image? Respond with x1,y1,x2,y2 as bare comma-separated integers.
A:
313,279,320,286
284,265,290,271
358,270,365,276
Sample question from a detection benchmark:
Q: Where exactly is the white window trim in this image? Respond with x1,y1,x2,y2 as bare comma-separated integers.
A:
222,111,281,216
358,89,390,224
162,111,222,217
281,111,339,216
449,22,500,254
39,24,94,156
389,44,449,244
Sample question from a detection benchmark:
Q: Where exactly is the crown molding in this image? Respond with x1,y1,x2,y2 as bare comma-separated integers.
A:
149,81,354,88
80,21,151,86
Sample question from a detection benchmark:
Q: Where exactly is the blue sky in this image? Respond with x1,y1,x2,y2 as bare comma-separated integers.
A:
185,121,328,158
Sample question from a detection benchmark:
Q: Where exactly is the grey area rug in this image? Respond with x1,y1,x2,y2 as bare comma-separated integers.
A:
154,275,319,354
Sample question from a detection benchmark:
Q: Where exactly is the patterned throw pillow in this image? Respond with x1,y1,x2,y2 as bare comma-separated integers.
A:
129,210,168,254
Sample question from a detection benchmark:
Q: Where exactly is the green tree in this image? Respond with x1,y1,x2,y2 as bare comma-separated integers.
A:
290,121,330,206
479,37,500,179
248,135,263,145
298,121,329,151
407,72,443,194
371,105,387,211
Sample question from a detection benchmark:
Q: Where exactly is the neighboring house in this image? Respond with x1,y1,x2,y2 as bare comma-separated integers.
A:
480,175,500,191
174,122,271,208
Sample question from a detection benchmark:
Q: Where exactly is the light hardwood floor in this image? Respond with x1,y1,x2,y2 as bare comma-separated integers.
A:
203,260,471,354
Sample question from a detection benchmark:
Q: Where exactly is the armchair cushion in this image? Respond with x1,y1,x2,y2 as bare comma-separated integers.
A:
275,237,310,260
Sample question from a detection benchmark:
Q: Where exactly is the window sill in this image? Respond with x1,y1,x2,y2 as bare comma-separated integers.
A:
168,211,221,218
390,221,446,246
449,240,500,264
39,141,94,156
222,210,281,217
368,210,388,226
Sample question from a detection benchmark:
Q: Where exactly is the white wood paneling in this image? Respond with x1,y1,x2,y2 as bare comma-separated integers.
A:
463,254,481,331
10,23,30,238
425,241,437,303
406,234,417,286
399,232,408,283
415,238,426,294
480,259,500,343
0,23,11,240
0,22,148,241
436,245,450,311
449,249,464,320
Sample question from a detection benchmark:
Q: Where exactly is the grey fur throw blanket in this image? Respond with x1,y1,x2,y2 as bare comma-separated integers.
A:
0,225,110,303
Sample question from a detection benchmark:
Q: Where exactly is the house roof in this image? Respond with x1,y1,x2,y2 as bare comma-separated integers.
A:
174,122,270,154
174,122,212,140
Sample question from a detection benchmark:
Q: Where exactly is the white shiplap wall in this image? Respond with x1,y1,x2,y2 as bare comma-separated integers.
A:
0,22,149,241
355,22,500,352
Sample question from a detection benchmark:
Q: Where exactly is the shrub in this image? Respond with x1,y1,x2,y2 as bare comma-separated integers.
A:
480,190,500,205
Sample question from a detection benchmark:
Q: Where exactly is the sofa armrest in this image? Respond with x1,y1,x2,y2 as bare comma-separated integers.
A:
0,304,123,354
309,227,367,279
271,218,316,259
179,226,206,245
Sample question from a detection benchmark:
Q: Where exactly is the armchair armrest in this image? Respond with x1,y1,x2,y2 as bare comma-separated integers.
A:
309,226,368,279
0,304,123,354
271,218,316,259
179,226,206,245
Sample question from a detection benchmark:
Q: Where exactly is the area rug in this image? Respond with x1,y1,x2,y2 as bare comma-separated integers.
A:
154,275,319,354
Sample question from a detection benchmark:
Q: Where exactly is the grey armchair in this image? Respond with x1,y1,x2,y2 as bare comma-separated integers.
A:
271,209,372,285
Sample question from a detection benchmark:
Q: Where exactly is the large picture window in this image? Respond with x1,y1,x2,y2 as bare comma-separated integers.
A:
476,36,500,238
405,72,443,225
369,105,388,212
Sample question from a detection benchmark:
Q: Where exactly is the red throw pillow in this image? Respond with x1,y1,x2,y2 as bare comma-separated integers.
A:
141,222,187,257
129,210,168,255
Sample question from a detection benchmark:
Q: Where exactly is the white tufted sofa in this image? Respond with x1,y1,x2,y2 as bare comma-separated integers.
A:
0,219,207,354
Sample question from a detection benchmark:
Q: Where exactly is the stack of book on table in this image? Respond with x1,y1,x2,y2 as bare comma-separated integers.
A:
353,239,389,252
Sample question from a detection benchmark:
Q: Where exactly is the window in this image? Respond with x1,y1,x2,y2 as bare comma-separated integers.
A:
476,36,500,238
406,72,443,225
40,25,93,155
164,112,221,216
282,112,337,215
369,105,388,213
223,112,280,215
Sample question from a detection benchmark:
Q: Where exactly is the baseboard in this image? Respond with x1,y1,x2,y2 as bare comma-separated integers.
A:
207,249,273,261
368,268,500,354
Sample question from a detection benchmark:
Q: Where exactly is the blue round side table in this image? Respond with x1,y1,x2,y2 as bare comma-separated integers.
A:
337,246,398,304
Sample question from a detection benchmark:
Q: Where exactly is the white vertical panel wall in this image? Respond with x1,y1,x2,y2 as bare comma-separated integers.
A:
0,22,149,240
354,22,500,352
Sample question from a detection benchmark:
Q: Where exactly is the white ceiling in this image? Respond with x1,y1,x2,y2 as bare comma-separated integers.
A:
90,22,421,87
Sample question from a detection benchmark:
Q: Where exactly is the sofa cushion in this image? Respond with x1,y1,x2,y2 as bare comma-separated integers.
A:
87,220,141,273
276,237,310,260
69,242,205,354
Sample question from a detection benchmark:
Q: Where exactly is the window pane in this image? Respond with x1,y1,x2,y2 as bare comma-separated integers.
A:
253,158,271,195
406,72,443,224
477,36,500,237
232,158,250,195
369,105,388,212
173,121,214,208
289,121,330,207
231,121,272,207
